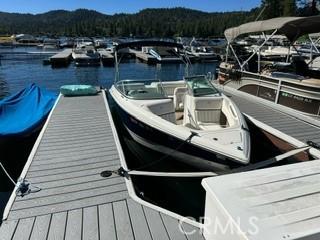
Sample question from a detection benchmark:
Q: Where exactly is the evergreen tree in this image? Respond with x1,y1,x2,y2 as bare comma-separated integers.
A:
282,0,297,16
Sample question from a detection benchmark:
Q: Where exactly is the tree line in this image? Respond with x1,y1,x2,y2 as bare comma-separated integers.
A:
0,1,318,37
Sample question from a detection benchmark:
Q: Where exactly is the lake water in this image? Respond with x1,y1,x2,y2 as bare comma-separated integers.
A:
0,47,218,221
0,47,217,95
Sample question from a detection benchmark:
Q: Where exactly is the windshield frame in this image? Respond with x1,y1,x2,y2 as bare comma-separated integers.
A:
184,75,221,97
115,79,170,100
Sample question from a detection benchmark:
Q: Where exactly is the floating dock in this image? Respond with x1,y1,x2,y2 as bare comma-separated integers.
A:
0,91,203,240
49,49,72,67
97,49,114,66
130,49,157,64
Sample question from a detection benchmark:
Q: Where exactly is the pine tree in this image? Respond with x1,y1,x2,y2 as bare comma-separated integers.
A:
261,0,284,18
282,0,297,16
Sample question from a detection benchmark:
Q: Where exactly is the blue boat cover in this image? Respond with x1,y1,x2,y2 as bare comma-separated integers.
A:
0,84,57,137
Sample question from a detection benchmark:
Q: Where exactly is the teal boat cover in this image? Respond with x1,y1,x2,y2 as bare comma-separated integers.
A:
60,85,98,96
0,84,57,137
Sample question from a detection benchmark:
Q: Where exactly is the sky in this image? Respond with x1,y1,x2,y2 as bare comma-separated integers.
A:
0,0,261,14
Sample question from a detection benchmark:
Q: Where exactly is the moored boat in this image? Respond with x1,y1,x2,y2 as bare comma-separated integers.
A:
218,16,320,117
72,45,100,66
110,41,251,171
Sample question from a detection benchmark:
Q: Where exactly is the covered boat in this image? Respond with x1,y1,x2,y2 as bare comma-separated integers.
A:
110,41,251,171
0,84,57,192
0,83,57,137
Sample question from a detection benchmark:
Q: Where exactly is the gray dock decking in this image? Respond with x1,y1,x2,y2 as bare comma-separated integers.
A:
50,49,72,66
0,92,204,240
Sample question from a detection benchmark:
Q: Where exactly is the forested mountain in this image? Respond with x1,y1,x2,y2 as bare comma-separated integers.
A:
0,1,318,37
0,8,259,37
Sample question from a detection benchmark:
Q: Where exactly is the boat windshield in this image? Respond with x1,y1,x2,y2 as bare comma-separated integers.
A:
115,79,168,100
185,75,220,97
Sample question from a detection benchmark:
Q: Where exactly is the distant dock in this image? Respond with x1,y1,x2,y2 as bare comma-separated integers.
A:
49,49,72,67
130,49,157,64
97,49,114,66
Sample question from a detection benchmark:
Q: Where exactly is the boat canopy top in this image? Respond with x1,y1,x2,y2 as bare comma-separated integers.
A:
225,15,320,43
115,40,184,51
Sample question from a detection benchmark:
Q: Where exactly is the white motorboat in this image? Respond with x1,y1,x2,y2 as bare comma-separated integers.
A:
110,41,250,171
72,45,100,66
186,46,219,62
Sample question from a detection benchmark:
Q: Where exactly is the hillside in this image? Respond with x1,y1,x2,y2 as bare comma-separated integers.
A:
0,8,261,37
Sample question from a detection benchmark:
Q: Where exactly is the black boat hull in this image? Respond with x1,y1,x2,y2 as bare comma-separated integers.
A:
111,96,241,171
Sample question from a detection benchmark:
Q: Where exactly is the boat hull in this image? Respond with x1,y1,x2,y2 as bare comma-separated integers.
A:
110,93,242,171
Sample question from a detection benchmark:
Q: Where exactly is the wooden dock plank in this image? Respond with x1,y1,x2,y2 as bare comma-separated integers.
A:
65,209,82,240
160,213,187,240
0,219,18,240
29,215,51,240
98,204,117,240
83,206,99,240
143,206,170,240
12,218,35,240
113,200,135,240
47,212,67,240
127,198,153,240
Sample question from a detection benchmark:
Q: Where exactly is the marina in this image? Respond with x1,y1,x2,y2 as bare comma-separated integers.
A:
1,80,320,239
1,1,320,239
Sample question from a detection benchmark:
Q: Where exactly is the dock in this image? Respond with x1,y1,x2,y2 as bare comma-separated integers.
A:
1,83,320,239
130,49,157,64
97,49,114,66
49,49,72,67
0,91,204,240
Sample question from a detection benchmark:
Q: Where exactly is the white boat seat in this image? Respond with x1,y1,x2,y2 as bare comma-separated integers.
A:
156,82,185,97
144,99,176,123
194,97,223,129
173,87,187,111
196,110,221,124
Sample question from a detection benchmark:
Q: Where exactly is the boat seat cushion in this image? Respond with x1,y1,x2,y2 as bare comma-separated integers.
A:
193,97,223,127
144,99,176,123
196,110,221,124
173,87,187,111
194,98,223,110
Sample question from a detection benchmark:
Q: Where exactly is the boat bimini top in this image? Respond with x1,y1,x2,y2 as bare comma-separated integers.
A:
224,15,320,71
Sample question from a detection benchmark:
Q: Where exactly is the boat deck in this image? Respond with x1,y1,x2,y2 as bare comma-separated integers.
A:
0,92,203,240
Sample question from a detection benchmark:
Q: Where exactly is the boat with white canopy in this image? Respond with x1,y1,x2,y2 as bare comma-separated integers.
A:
218,16,320,116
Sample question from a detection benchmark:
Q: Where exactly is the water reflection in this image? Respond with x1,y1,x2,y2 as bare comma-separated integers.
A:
0,74,9,99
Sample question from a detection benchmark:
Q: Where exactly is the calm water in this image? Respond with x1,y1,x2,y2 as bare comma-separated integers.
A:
0,47,217,221
0,47,217,95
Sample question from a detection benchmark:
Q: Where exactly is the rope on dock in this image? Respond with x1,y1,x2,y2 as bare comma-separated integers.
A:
0,161,41,197
100,167,217,178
